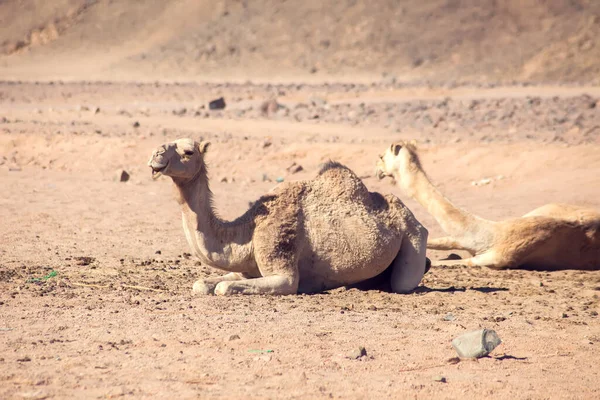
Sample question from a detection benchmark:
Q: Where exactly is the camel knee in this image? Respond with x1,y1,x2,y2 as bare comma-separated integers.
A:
270,274,299,294
192,279,215,295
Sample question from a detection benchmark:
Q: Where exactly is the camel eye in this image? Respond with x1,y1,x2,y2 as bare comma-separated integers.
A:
183,150,194,156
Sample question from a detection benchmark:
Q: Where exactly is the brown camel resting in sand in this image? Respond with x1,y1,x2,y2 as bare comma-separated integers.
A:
376,142,600,270
148,138,429,295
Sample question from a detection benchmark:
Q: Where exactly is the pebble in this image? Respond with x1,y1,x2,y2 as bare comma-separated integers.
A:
452,329,501,358
309,96,327,108
347,346,367,359
443,313,456,321
286,162,304,174
116,170,130,182
260,99,282,116
209,97,226,110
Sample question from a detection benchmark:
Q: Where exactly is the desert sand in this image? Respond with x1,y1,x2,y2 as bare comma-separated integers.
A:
1,1,599,399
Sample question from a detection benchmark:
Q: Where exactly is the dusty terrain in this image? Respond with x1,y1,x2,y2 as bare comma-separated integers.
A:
1,1,600,399
1,0,600,83
1,81,599,399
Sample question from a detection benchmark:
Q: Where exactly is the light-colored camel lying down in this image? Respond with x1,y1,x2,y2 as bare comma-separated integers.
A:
376,141,600,270
148,138,429,295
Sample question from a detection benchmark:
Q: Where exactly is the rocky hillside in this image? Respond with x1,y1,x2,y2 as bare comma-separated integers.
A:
0,0,598,83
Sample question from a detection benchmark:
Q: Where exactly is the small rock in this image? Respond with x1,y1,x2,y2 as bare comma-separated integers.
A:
94,107,101,114
443,313,456,321
262,140,272,148
261,174,271,182
471,177,492,186
275,177,284,183
309,96,327,108
209,97,226,110
133,121,140,128
433,375,447,383
75,256,95,266
260,99,282,116
172,108,187,116
155,250,161,255
220,176,229,183
286,162,304,174
78,105,90,112
452,329,501,359
446,357,461,364
493,315,506,322
117,170,130,182
17,356,31,362
367,305,377,311
413,58,424,67
347,346,367,359
229,334,240,341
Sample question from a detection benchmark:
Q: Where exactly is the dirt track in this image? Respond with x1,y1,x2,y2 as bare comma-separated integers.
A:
1,81,599,399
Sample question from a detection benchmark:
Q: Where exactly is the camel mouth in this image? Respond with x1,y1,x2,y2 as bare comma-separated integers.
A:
151,163,167,180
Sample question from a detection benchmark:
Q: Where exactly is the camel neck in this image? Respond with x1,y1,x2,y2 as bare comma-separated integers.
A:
396,168,482,239
173,169,253,271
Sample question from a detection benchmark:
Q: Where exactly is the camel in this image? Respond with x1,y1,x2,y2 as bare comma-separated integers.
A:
375,141,600,270
147,138,429,295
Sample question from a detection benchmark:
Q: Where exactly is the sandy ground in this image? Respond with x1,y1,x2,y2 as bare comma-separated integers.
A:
1,82,600,399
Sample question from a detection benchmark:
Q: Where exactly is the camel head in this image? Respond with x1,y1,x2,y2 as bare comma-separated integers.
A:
376,140,422,190
148,138,210,181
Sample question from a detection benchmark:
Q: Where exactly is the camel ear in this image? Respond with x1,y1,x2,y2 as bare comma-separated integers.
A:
409,139,417,147
198,141,211,154
392,143,402,156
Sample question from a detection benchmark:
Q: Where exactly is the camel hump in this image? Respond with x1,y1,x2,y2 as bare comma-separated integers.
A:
314,160,370,201
318,160,350,175
317,160,363,185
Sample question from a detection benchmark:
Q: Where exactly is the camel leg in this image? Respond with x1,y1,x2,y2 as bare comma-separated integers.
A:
214,216,301,296
192,272,246,295
427,236,469,251
431,251,503,269
389,227,429,293
214,274,299,296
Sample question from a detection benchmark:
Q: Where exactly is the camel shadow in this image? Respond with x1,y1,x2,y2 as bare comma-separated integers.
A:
342,265,509,294
492,354,528,361
415,286,509,294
